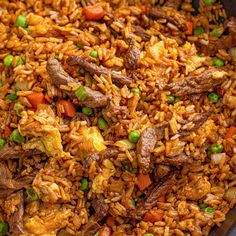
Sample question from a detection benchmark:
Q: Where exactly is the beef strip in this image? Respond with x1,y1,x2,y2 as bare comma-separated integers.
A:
137,122,169,171
7,190,24,234
66,56,133,87
149,7,186,31
46,58,108,108
85,147,119,167
162,153,193,166
131,173,176,219
102,102,129,124
131,25,151,42
165,69,226,96
155,164,171,179
124,45,141,70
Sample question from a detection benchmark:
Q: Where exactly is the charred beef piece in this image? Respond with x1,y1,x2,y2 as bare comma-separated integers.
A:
162,153,193,166
149,7,186,31
131,25,151,42
137,122,169,171
6,190,24,234
66,56,133,87
124,45,141,70
155,165,171,179
85,147,119,167
165,69,226,96
130,173,176,219
46,58,108,108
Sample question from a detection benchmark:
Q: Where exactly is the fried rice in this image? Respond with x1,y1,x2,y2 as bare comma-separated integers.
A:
0,0,236,235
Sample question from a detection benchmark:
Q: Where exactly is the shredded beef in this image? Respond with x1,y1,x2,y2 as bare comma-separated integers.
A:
124,45,141,69
131,25,151,41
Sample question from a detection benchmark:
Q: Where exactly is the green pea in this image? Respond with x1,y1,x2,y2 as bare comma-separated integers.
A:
205,207,215,214
98,117,108,130
82,107,93,116
167,95,176,104
0,80,3,88
208,92,219,103
26,187,39,201
144,234,154,236
0,221,9,236
128,130,140,143
211,144,223,153
204,0,215,5
194,26,204,36
16,15,28,28
7,93,18,101
17,56,24,66
89,50,98,58
199,203,208,209
131,199,137,206
10,129,25,143
80,178,89,191
3,55,14,67
0,139,6,150
131,87,141,96
213,58,225,67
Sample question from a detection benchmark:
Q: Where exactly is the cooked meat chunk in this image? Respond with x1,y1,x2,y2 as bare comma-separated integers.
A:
131,25,151,42
6,191,24,234
102,102,129,124
46,58,74,86
46,58,108,108
155,165,171,179
180,176,211,200
132,173,176,219
124,45,141,69
163,153,193,166
92,196,109,221
85,147,119,167
165,69,226,96
137,122,168,171
66,56,133,86
149,7,186,31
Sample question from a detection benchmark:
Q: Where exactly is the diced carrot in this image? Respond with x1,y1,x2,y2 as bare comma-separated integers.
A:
44,93,52,103
99,226,112,236
137,173,152,191
4,126,11,138
140,4,148,13
157,195,165,202
144,209,165,223
27,92,45,109
106,216,115,227
225,126,236,139
186,22,193,35
56,100,76,118
83,5,105,21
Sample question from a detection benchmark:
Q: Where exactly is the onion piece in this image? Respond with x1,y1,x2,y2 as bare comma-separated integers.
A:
211,153,226,165
224,187,236,203
229,47,236,58
114,139,135,150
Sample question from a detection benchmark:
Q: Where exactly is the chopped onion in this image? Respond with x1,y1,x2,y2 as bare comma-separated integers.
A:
224,187,236,203
229,47,236,58
114,139,135,150
211,153,226,165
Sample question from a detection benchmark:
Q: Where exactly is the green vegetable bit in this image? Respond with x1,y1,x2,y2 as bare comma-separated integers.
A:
128,130,141,143
16,15,28,28
131,87,141,96
0,80,3,88
167,95,176,104
80,178,89,191
205,207,215,214
213,58,225,67
17,56,24,66
10,129,25,143
79,68,85,75
7,93,18,101
94,232,99,236
208,92,219,103
0,139,6,150
82,107,93,116
204,0,215,5
3,55,14,67
75,86,88,101
13,103,25,116
210,28,222,38
26,187,39,201
144,234,154,236
89,50,98,58
131,199,137,206
0,221,9,236
98,117,108,130
194,26,204,36
199,203,208,209
211,143,223,153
